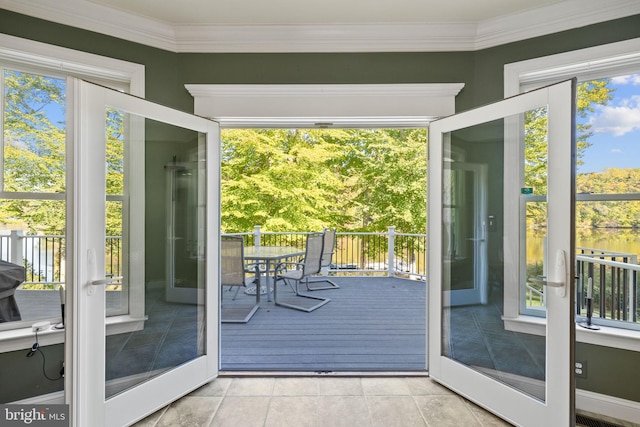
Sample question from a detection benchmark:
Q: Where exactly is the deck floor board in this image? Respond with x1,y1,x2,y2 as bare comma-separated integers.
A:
221,276,426,371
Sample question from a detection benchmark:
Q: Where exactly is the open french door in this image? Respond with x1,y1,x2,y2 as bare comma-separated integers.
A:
66,79,220,427
428,80,576,426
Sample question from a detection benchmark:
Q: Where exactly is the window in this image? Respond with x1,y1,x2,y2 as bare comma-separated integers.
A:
0,68,68,331
505,38,640,342
0,34,143,348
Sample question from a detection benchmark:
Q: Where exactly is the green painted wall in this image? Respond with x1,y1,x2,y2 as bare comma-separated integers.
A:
1,8,640,406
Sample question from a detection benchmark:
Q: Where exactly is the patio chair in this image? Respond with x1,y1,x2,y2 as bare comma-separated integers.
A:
305,228,340,291
221,235,260,323
274,231,330,312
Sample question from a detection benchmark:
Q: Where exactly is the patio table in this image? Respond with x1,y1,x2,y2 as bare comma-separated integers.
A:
244,246,305,302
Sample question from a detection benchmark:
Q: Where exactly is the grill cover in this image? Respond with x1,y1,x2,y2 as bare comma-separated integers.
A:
0,260,26,322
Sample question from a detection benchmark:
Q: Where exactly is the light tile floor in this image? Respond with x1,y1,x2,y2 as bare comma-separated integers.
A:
133,376,513,427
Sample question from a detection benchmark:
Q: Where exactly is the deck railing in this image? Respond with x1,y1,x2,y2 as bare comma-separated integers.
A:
6,227,638,326
233,226,427,280
576,248,639,325
526,247,640,327
2,226,427,289
0,231,122,289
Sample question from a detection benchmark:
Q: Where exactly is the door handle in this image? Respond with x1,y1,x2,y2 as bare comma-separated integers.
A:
87,248,123,294
532,276,564,287
528,250,567,297
91,276,123,286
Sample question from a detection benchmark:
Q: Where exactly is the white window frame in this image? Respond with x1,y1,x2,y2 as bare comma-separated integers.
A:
504,37,640,352
0,34,145,352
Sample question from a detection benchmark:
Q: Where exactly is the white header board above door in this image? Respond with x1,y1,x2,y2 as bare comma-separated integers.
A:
185,83,464,127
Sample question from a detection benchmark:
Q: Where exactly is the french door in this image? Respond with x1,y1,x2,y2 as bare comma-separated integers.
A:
428,80,576,426
66,79,220,426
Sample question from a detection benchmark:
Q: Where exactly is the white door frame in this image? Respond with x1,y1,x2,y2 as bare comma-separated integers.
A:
66,79,220,427
427,79,576,426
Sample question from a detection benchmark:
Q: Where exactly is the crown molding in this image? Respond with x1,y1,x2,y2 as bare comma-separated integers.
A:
174,23,477,53
475,0,640,50
2,0,640,53
1,0,178,51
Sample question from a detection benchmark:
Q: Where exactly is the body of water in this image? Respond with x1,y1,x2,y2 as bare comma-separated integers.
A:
527,228,640,265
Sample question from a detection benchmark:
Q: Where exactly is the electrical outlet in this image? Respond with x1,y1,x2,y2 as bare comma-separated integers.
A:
575,361,587,379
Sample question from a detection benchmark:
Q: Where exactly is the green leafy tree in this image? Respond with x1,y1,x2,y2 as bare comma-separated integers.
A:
221,128,427,235
577,168,640,228
221,128,349,233
525,80,614,227
1,70,66,233
2,72,124,237
105,108,125,237
347,128,427,233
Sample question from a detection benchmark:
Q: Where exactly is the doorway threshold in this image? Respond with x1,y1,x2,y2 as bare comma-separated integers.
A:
219,370,429,378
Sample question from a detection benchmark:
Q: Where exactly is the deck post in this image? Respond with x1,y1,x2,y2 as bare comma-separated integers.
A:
10,230,24,267
630,255,638,321
253,225,262,248
387,226,395,277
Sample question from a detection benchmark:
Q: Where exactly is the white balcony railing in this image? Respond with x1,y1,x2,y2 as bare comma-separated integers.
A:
4,227,637,326
230,225,427,280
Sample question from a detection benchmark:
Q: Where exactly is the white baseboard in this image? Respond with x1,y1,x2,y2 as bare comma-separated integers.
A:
13,390,64,405
577,389,640,426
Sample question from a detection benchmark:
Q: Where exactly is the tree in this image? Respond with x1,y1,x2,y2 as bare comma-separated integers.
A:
220,128,428,234
1,70,66,233
525,80,614,227
577,168,640,228
1,71,125,236
221,128,350,233
346,129,427,233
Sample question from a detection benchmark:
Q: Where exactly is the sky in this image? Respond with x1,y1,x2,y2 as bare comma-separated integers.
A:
578,73,640,174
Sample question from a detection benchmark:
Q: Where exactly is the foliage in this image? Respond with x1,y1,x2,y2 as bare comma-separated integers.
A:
525,80,614,227
105,108,125,236
1,71,124,236
221,128,427,234
576,168,640,228
221,128,348,232
1,70,66,233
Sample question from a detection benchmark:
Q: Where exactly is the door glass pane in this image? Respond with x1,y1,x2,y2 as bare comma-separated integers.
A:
523,106,550,317
105,113,206,398
442,112,547,402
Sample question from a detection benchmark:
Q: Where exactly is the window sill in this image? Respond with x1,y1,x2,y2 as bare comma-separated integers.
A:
0,315,147,353
503,315,640,352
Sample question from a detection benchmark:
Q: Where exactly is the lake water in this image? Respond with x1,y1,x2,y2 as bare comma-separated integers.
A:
527,228,640,265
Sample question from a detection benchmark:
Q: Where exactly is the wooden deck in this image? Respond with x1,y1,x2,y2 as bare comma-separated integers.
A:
12,277,544,386
11,276,426,373
221,276,426,372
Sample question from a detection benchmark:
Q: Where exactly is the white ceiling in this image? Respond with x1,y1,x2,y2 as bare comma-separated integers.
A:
3,0,640,52
84,0,565,26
